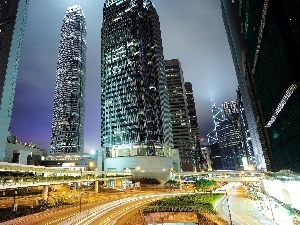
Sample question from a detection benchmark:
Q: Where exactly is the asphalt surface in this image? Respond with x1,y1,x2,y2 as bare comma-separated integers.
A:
215,185,293,225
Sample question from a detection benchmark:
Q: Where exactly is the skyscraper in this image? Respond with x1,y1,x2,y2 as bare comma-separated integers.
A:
207,103,224,145
101,0,173,159
221,0,266,170
165,59,193,171
208,102,248,170
221,0,300,172
50,5,86,155
218,101,246,170
236,88,256,168
184,82,202,170
0,0,29,161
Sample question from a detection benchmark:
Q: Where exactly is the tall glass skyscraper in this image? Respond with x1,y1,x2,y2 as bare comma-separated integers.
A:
50,5,86,155
0,0,29,161
219,101,246,170
184,82,202,171
165,59,193,171
221,0,266,170
101,0,173,158
207,103,224,145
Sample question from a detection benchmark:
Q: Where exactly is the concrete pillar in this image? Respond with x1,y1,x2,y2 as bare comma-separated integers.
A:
109,180,116,189
42,185,49,201
103,180,107,187
130,143,133,156
116,179,122,188
95,180,99,193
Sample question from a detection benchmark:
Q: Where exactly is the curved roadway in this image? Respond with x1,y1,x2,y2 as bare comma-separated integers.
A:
215,185,276,225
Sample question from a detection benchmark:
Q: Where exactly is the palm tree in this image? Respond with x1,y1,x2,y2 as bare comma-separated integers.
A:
164,180,180,192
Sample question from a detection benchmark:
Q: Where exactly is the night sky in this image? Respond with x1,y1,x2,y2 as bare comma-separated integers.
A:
10,0,237,152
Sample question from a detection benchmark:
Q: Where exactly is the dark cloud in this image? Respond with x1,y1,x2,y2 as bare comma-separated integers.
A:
11,0,237,152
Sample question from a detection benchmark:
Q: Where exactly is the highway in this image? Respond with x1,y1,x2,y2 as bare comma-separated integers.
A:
0,192,143,225
0,192,177,225
73,196,162,225
60,193,178,225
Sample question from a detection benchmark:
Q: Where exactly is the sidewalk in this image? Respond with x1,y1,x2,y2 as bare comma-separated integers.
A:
256,195,294,225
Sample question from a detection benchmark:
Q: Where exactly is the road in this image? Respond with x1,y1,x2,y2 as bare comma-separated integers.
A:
73,195,163,225
215,184,286,225
0,191,147,225
0,192,178,225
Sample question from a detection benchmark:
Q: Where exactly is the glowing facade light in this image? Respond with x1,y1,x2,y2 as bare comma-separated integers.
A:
50,5,86,155
265,83,299,128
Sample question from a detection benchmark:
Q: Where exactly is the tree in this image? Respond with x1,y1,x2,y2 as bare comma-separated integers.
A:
164,180,180,192
193,179,216,193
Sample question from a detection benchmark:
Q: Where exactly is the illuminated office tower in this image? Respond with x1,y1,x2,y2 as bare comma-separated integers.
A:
207,103,224,145
50,6,86,155
0,0,29,161
221,0,300,172
219,101,246,170
101,0,173,158
184,82,202,171
165,59,193,171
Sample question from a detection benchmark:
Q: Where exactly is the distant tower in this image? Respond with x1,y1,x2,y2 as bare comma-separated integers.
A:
218,101,246,170
0,0,29,161
50,6,86,155
165,59,193,171
101,0,173,158
207,103,224,144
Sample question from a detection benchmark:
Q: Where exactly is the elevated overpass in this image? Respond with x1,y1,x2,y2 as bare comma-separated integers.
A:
0,162,132,198
171,170,263,183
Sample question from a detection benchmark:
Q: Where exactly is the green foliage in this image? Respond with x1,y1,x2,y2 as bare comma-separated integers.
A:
193,179,216,192
148,193,223,214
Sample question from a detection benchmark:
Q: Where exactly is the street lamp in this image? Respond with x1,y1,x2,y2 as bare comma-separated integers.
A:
88,162,94,171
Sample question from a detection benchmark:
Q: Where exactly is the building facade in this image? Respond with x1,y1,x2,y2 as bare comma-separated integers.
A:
221,0,266,170
101,0,173,161
0,0,29,161
184,82,202,171
218,101,246,170
5,135,46,165
208,102,248,170
50,5,86,155
165,59,193,171
221,0,300,172
236,88,256,168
